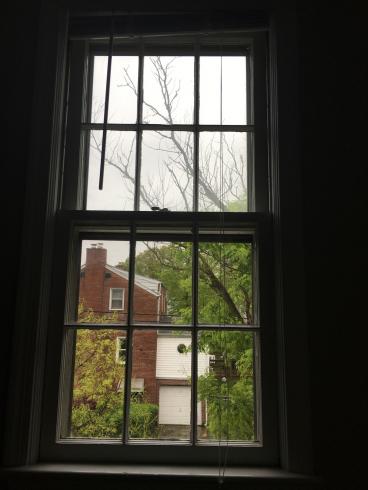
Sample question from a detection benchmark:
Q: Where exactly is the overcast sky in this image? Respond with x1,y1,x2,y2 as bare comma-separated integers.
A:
86,55,247,211
82,55,247,264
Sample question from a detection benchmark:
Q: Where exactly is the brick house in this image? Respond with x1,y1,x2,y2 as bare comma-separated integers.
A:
79,244,208,428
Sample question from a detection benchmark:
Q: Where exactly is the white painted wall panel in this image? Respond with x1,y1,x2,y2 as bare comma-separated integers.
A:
156,336,209,379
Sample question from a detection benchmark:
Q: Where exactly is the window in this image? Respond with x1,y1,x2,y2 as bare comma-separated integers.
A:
36,17,280,466
110,288,124,310
116,336,127,364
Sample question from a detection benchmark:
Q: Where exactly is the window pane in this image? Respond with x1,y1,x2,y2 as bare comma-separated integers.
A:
197,330,255,442
116,336,127,364
128,329,192,441
78,240,130,324
111,299,122,309
140,131,194,211
111,288,124,310
143,56,194,124
198,242,252,325
90,56,138,124
86,130,136,210
200,56,247,125
111,288,123,300
64,328,126,439
133,241,192,325
90,56,107,123
198,132,248,212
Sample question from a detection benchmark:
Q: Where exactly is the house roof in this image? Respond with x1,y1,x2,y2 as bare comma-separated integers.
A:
107,265,161,296
81,263,161,297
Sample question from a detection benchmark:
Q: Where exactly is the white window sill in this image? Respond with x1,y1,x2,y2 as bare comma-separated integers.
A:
2,463,322,489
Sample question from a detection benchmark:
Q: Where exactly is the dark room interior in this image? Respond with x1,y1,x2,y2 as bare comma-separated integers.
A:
2,1,366,489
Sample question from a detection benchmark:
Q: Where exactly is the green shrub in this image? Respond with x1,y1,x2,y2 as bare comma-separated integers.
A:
71,401,158,439
71,394,123,438
129,403,158,439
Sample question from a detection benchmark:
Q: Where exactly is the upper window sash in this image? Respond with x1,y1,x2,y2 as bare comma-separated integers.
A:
61,32,268,213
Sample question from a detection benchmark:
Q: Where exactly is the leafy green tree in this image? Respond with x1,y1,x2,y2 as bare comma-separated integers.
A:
118,241,252,326
118,241,255,440
197,330,254,440
118,242,193,324
71,304,158,438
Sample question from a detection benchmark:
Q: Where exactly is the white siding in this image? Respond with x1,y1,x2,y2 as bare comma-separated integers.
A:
156,336,209,379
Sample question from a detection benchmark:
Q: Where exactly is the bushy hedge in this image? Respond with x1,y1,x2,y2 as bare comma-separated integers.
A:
71,400,158,439
129,403,158,438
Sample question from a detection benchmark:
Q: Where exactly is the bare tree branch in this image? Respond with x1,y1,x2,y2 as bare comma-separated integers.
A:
93,56,246,212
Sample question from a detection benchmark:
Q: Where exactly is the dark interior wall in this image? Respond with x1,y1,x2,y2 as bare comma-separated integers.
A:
2,0,42,459
3,2,366,489
298,8,366,489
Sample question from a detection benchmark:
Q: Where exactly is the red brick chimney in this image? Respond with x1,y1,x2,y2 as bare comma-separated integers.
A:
79,244,107,315
86,244,107,267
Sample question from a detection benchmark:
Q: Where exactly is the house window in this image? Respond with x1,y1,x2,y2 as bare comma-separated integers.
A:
116,336,127,364
38,16,278,466
110,288,124,310
131,378,144,403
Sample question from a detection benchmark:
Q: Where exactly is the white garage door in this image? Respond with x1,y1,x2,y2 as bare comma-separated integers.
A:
159,386,202,425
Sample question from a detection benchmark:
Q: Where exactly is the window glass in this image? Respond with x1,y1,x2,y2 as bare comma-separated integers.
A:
199,56,247,125
91,55,139,124
111,288,124,310
129,329,194,441
197,330,255,441
116,336,127,364
62,328,126,439
140,132,194,211
143,56,194,124
78,240,130,324
86,130,136,210
133,241,192,325
198,242,253,325
84,52,248,213
198,132,248,212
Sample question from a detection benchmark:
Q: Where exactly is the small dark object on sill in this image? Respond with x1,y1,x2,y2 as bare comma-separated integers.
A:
151,207,169,211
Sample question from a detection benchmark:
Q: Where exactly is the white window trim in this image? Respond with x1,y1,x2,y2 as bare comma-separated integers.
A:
41,22,272,461
109,288,125,311
2,4,313,477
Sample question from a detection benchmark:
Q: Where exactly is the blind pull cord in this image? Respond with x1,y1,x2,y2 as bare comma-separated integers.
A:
99,12,114,190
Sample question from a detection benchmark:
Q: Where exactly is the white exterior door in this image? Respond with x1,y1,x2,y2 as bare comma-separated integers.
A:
159,386,202,425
